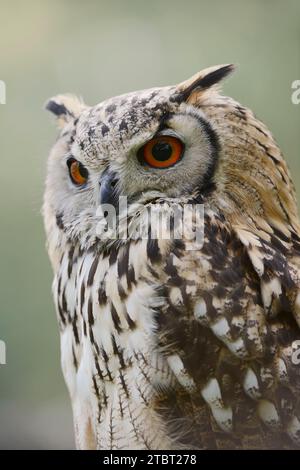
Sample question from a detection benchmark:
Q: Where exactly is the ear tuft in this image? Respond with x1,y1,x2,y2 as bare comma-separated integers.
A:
45,94,86,128
175,64,235,103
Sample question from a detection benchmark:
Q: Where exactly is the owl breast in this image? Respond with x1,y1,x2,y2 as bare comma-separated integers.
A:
53,239,176,449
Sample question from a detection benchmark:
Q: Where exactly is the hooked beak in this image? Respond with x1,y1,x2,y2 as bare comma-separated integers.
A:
99,169,120,207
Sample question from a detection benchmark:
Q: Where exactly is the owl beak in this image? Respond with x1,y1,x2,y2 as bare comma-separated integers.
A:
99,170,120,208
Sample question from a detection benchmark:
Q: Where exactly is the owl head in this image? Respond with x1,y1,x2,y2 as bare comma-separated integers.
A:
44,65,235,223
44,64,300,323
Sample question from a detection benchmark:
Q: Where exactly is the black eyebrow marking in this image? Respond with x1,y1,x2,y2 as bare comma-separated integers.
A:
156,112,172,133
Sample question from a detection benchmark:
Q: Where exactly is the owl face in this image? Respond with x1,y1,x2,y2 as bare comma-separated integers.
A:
45,78,222,231
44,64,299,252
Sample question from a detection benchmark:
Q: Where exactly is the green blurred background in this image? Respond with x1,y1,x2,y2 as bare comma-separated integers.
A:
0,0,299,449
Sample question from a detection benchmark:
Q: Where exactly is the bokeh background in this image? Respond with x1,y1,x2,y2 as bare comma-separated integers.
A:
0,0,299,449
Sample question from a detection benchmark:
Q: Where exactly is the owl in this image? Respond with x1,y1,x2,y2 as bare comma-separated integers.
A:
43,64,300,450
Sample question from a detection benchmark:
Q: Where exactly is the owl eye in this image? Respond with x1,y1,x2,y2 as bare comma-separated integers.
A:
139,135,184,169
67,158,88,186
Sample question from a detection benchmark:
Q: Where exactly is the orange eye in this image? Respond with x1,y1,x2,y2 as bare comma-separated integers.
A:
139,135,184,169
67,158,88,186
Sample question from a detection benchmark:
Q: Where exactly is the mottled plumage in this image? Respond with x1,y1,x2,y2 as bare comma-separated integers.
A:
43,65,300,449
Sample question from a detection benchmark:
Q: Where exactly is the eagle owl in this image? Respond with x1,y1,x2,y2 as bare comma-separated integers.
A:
43,65,300,449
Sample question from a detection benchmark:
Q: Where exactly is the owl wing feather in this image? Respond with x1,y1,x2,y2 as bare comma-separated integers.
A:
151,207,300,449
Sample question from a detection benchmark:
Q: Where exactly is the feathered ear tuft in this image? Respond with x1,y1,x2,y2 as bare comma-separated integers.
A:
174,64,235,103
45,94,86,128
